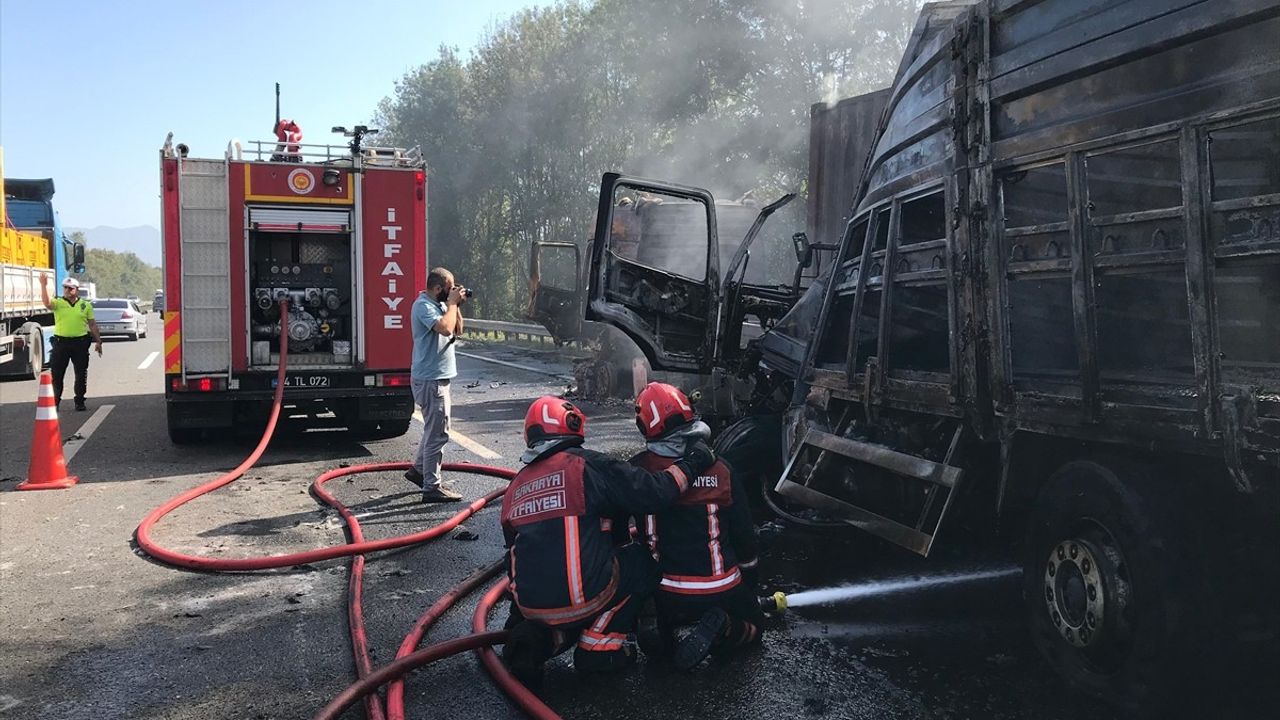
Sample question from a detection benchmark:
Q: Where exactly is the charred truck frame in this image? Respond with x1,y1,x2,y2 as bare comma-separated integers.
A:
159,131,427,443
584,0,1280,712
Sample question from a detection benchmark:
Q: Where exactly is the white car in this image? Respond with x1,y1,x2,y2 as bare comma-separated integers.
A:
92,298,148,341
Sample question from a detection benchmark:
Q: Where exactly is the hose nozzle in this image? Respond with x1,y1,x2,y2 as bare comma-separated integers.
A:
758,591,788,614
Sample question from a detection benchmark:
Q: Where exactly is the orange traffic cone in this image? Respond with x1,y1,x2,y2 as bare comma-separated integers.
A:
17,370,79,490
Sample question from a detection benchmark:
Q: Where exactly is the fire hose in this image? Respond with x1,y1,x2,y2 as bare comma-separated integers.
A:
134,300,561,719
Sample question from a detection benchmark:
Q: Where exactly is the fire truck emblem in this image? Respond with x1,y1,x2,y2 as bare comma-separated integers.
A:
287,168,316,195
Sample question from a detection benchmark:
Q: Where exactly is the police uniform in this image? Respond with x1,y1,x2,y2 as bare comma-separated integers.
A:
49,296,95,408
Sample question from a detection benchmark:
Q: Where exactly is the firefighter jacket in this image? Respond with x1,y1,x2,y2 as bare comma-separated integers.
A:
630,451,759,596
500,443,698,627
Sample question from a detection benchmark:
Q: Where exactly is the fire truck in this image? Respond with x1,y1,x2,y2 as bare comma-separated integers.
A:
159,129,427,443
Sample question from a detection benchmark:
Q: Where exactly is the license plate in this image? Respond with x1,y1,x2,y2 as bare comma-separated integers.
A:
272,375,331,388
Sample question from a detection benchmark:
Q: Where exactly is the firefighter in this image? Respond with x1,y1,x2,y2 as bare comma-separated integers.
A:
273,119,303,161
40,276,103,411
628,382,764,670
500,395,716,685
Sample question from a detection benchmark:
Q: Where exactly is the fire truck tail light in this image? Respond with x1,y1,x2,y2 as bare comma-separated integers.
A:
414,171,425,185
171,377,226,392
364,375,376,387
377,373,411,387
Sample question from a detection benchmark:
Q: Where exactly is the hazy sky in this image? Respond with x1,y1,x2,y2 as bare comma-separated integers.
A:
1,0,540,229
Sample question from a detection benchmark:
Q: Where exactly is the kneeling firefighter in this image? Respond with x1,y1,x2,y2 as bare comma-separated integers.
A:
628,382,765,670
500,395,716,684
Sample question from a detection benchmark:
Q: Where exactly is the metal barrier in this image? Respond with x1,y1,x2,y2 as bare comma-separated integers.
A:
463,318,579,350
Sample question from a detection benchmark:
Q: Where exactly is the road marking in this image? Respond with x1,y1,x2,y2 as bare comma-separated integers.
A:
412,409,502,459
138,351,160,370
62,404,114,463
457,350,573,381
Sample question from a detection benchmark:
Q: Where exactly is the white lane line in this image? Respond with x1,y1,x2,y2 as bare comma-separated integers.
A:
457,350,573,381
138,351,160,370
412,409,502,459
62,404,115,463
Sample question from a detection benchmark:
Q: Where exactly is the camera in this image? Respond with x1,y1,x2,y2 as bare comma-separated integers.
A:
462,288,475,298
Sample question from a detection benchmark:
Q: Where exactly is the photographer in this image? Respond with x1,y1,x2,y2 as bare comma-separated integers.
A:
406,267,469,502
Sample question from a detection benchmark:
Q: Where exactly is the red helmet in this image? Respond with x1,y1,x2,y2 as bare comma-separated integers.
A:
524,395,587,446
634,382,695,440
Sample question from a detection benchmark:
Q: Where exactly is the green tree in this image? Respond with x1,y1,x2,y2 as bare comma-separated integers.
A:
73,231,161,301
377,0,925,319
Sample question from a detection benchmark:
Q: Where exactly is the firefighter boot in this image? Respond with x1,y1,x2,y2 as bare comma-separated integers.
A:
673,607,730,670
503,621,554,690
635,600,672,659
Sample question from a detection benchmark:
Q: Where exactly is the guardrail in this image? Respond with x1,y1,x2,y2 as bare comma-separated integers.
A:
463,318,579,349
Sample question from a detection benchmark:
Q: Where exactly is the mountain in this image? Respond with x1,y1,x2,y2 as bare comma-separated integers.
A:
68,225,161,267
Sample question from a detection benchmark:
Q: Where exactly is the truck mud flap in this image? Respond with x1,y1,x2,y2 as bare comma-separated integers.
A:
774,426,964,556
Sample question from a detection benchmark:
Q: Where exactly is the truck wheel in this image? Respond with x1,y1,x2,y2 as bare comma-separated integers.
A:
27,327,44,379
1023,460,1210,717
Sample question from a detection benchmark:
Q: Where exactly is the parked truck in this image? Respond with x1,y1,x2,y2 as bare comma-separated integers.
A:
1,149,86,378
582,0,1280,713
159,129,427,443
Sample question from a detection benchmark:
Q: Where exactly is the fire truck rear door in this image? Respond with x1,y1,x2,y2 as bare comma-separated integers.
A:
585,173,721,373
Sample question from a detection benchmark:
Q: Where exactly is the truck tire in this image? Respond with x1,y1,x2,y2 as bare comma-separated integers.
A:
1022,459,1211,717
26,325,44,379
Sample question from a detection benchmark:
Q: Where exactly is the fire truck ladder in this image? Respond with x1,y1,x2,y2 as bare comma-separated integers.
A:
177,159,232,379
774,422,965,556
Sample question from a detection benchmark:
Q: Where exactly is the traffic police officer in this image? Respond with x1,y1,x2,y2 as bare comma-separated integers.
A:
40,275,102,411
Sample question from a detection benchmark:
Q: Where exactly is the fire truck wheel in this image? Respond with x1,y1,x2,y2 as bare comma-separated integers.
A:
1022,459,1211,717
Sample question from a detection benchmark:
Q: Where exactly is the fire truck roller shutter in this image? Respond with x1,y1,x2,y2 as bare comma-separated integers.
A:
248,208,351,233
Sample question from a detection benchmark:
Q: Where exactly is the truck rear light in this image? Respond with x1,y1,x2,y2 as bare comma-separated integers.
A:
170,377,226,392
377,373,411,387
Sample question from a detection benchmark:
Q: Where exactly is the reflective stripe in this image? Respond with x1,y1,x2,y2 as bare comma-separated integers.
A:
707,503,724,575
590,596,628,633
667,465,688,492
563,516,585,606
739,557,759,569
577,631,626,650
38,383,54,398
517,565,620,626
659,568,742,595
645,514,659,560
35,406,58,421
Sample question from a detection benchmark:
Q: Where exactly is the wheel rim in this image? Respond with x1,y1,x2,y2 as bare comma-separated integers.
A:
1042,524,1133,670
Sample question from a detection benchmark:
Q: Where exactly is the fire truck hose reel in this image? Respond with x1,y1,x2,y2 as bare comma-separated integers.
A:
135,300,558,718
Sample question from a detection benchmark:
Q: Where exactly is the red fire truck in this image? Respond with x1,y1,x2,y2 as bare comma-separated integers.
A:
158,129,427,443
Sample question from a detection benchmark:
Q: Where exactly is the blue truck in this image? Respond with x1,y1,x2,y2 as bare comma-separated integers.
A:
1,162,86,378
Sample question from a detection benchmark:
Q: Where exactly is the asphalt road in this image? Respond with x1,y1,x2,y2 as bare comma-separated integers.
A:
0,331,1260,719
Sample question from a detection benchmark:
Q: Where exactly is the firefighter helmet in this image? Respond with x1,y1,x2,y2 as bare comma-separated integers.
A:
634,382,695,440
524,395,587,446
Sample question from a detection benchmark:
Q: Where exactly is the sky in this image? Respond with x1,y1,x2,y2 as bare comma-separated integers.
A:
0,0,540,230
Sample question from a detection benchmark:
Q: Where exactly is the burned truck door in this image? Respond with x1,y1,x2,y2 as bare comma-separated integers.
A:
527,241,584,342
586,173,720,373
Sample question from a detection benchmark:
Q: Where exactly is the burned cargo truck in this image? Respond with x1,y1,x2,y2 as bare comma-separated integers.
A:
584,0,1280,711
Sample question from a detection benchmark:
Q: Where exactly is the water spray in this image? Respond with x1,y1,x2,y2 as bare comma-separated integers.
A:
758,567,1020,615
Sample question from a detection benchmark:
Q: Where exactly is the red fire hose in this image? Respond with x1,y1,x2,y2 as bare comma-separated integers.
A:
134,301,562,719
